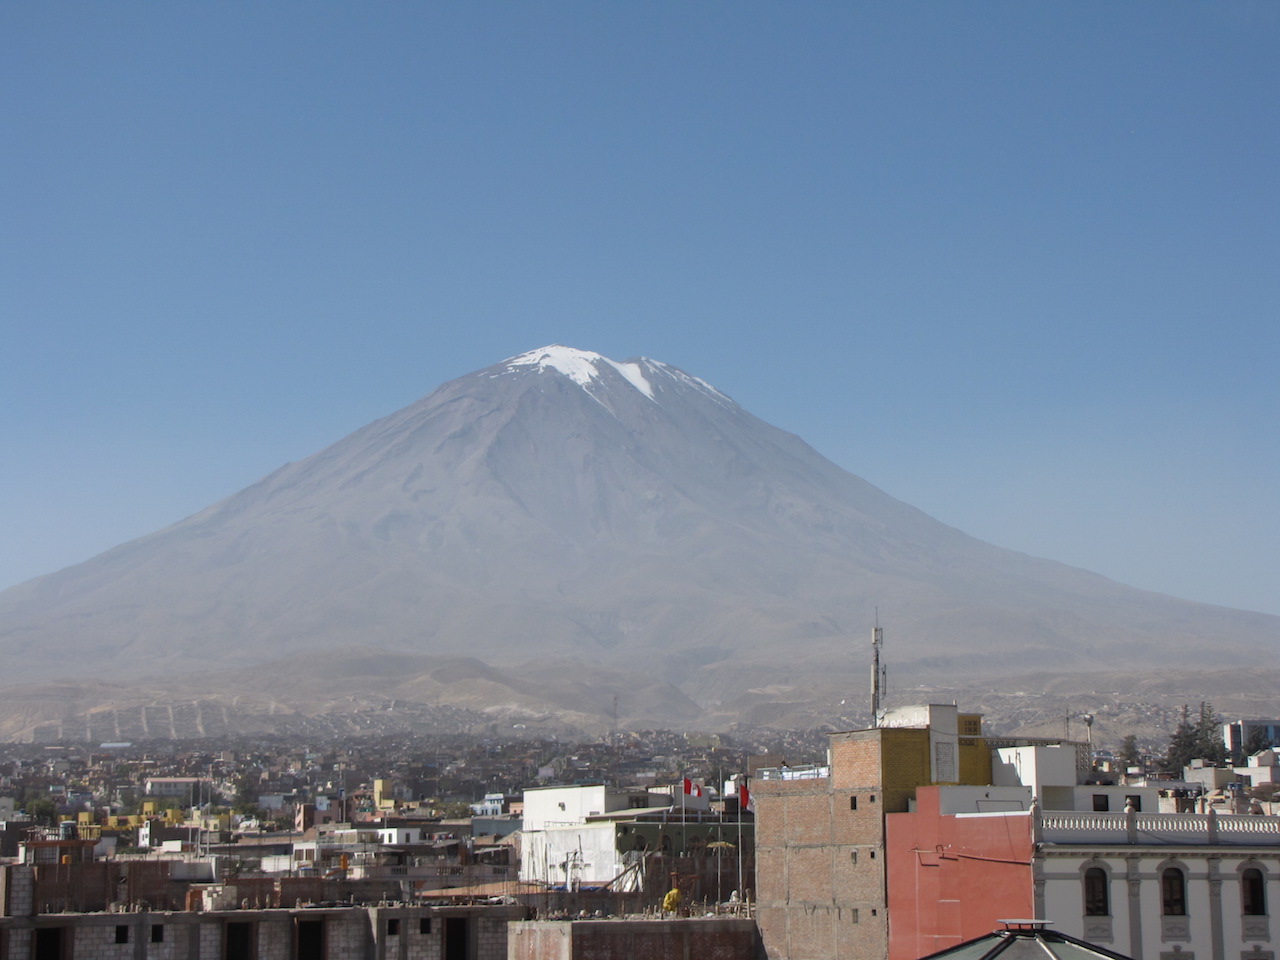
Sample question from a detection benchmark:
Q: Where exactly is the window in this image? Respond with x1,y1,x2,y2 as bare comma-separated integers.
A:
420,918,432,935
1084,867,1110,916
115,926,129,944
850,796,857,810
151,924,164,943
1243,868,1267,916
388,919,400,936
1125,795,1143,812
1162,868,1187,916
1093,795,1110,812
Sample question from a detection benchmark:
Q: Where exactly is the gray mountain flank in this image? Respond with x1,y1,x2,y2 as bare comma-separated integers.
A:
0,346,1274,737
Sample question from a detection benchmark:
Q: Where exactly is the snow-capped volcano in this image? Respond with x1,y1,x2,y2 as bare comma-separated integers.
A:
0,345,1275,732
497,345,731,409
501,345,661,398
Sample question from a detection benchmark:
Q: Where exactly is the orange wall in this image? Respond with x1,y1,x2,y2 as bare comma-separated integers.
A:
885,787,1035,960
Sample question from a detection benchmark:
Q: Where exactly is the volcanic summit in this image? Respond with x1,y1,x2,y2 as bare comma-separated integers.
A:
0,346,1275,733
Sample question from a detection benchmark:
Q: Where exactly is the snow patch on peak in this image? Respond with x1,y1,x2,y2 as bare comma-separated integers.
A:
502,345,655,400
640,358,734,406
610,359,655,399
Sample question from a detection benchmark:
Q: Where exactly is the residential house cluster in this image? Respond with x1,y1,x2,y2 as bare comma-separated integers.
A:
0,711,1278,960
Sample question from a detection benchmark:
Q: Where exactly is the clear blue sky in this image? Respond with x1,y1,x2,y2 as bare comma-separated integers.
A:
2,3,1277,615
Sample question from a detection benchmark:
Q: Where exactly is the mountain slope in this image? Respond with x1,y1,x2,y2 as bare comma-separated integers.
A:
0,346,1275,717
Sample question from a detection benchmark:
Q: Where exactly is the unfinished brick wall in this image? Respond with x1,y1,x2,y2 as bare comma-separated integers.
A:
25,858,188,913
0,895,526,959
69,921,136,960
509,921,568,960
0,866,35,918
373,904,528,960
135,918,193,960
755,732,891,960
325,910,374,960
508,919,760,960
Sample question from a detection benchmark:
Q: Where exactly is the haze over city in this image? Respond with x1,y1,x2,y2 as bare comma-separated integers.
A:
3,3,1276,616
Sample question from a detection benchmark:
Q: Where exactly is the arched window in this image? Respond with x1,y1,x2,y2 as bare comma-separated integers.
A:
1084,867,1110,916
1242,867,1267,916
1162,867,1187,916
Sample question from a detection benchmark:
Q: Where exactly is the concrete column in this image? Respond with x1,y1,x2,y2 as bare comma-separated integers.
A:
1208,858,1224,960
1126,856,1143,960
1032,854,1046,922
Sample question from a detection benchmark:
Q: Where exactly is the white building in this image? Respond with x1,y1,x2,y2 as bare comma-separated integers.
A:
1225,720,1280,757
1238,750,1280,788
520,783,709,889
1037,809,1279,957
376,822,433,845
992,743,1161,812
143,777,210,799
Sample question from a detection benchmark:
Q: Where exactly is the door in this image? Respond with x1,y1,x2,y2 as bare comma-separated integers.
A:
444,916,469,960
295,919,324,960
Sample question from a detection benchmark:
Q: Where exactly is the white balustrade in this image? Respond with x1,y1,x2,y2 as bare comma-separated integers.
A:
1040,809,1280,845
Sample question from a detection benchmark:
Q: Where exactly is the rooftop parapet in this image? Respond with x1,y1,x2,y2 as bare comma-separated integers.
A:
1037,808,1280,845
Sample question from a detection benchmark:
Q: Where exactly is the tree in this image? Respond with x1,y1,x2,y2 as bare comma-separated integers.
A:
1162,702,1227,774
25,795,59,825
1194,702,1228,764
1118,735,1141,773
1161,705,1199,774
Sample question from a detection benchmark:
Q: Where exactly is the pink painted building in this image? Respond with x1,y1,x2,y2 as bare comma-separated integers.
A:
886,786,1035,960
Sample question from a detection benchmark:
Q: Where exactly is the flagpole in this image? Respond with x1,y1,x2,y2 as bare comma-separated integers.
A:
680,778,685,855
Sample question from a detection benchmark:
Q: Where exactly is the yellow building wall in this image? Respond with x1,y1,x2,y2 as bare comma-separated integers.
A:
957,714,991,785
959,738,992,785
374,778,396,810
880,728,933,813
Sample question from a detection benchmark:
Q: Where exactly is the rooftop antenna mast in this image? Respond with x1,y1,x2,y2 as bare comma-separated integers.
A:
871,611,886,727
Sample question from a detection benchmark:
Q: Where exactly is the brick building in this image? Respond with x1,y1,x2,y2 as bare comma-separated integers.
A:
753,705,990,960
755,703,1280,960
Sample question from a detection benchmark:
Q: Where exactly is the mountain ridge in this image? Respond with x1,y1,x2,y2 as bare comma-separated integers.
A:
0,345,1274,729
